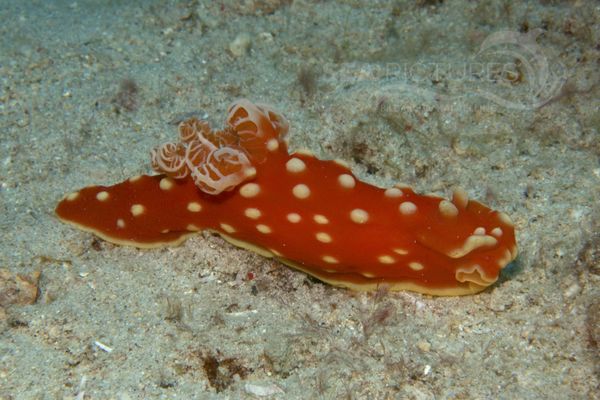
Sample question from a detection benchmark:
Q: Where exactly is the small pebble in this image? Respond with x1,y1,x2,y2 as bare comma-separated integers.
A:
245,382,284,396
423,364,431,375
417,340,431,352
563,283,580,298
0,268,40,306
229,33,251,57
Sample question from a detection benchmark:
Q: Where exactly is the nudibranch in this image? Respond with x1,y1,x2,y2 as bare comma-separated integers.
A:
56,99,517,296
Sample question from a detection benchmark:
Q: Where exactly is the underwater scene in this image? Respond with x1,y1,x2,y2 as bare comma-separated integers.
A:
1,0,598,398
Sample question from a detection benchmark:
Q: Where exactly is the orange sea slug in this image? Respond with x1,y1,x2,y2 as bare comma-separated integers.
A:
56,99,517,296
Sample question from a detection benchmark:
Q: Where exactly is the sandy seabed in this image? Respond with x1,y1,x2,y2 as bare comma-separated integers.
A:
1,1,599,399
